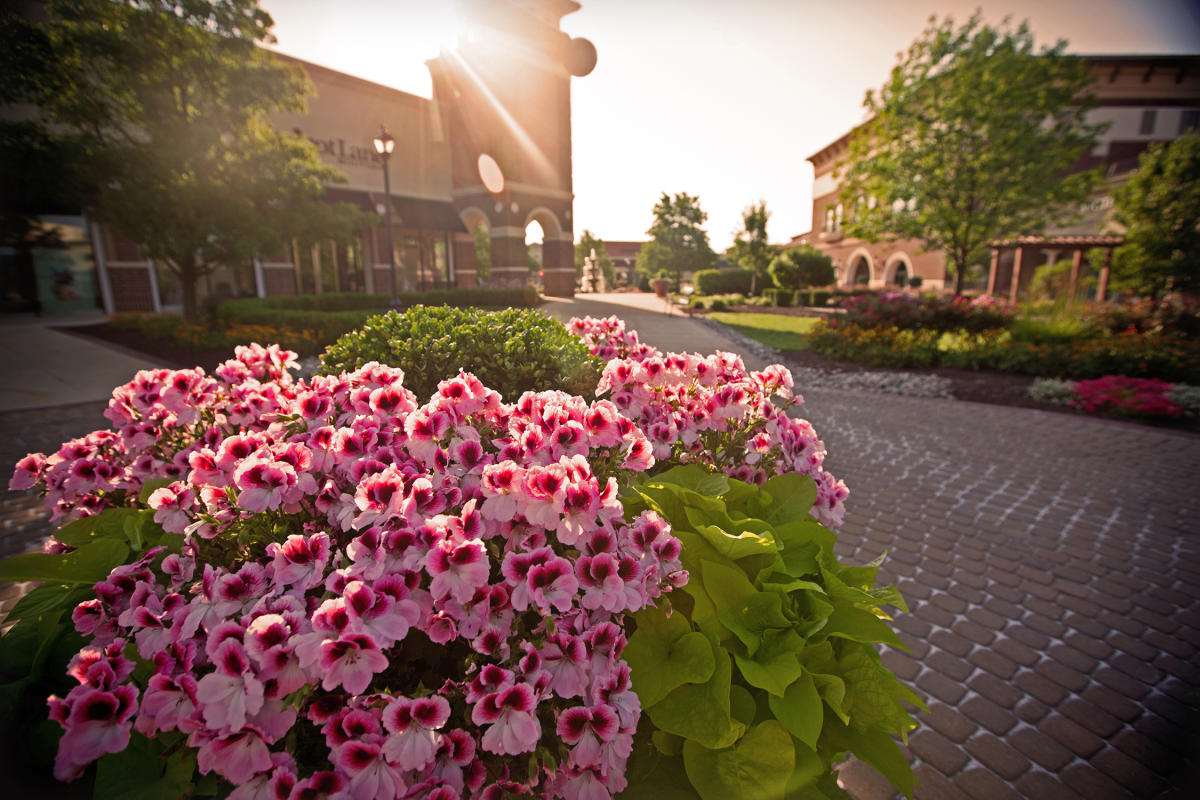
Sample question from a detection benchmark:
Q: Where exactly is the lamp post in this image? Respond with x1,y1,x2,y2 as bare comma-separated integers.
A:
372,126,399,308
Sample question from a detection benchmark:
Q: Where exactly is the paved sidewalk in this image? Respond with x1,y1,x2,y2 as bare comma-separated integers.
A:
0,310,160,411
1,297,1198,798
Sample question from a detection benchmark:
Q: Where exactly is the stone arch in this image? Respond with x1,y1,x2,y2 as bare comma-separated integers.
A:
845,248,874,286
884,252,913,287
458,206,490,234
524,206,570,276
524,206,564,240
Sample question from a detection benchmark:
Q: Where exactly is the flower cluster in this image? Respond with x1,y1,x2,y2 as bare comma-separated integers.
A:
568,316,848,528
19,348,686,799
10,343,299,522
1068,374,1185,417
566,316,658,362
838,292,1014,334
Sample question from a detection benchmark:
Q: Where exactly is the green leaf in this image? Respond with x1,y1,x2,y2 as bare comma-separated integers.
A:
2,582,88,626
682,720,795,800
729,683,757,728
821,605,907,650
625,606,716,708
652,464,731,498
688,521,778,561
618,750,698,800
785,739,829,799
734,651,804,697
652,731,684,757
768,672,823,748
52,507,144,547
838,644,923,738
94,732,197,800
647,640,745,750
0,538,129,584
758,473,818,525
773,520,835,575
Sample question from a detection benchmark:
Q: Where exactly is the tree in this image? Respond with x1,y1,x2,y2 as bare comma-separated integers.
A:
769,245,835,293
726,201,776,295
838,14,1105,296
473,223,492,278
1110,131,1200,301
636,192,716,289
574,229,615,285
2,0,372,320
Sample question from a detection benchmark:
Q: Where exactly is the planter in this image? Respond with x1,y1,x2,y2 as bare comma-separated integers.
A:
653,279,670,298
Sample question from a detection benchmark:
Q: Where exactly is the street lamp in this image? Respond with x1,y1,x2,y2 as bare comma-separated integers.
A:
372,126,399,308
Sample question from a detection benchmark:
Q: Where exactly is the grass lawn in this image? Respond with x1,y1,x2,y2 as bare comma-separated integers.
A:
708,313,820,351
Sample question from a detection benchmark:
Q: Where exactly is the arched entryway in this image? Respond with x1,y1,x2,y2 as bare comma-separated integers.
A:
851,256,871,286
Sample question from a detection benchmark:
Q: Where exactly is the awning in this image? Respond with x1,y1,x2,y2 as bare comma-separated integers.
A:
324,187,467,234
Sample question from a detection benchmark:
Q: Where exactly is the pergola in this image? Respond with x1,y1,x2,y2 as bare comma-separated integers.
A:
987,235,1125,309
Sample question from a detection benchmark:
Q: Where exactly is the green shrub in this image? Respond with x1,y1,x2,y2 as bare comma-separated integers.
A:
775,288,794,307
221,286,540,314
709,298,728,311
215,287,541,349
1009,315,1099,345
762,288,779,305
808,321,943,368
695,268,754,296
768,246,835,294
804,290,832,308
318,305,602,402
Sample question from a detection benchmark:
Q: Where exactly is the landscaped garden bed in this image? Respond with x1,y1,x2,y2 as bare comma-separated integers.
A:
691,294,1200,430
1,310,921,799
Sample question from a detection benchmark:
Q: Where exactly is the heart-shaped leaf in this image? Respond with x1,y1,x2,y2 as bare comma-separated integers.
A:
768,671,823,749
626,606,716,708
648,641,745,749
682,720,795,800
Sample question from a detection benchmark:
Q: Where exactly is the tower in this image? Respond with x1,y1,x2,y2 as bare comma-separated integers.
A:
429,0,596,297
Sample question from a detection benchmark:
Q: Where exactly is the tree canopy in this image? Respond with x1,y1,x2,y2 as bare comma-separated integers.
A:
635,192,716,288
1110,131,1200,301
725,201,776,294
574,229,615,285
2,0,373,319
838,14,1105,296
769,245,835,293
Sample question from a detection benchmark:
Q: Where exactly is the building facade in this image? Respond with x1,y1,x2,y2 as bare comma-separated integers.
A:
792,54,1200,298
3,0,595,314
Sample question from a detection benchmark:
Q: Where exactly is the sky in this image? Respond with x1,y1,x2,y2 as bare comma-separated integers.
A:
261,0,1200,251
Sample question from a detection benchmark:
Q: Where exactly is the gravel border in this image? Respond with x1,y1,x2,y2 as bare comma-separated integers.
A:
694,316,955,399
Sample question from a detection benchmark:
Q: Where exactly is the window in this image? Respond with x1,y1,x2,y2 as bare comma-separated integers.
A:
824,207,834,232
1181,109,1199,135
1140,109,1157,136
835,203,844,232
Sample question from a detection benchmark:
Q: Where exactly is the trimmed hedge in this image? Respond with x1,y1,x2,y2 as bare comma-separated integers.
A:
215,287,542,345
318,305,602,402
803,290,832,307
694,268,754,296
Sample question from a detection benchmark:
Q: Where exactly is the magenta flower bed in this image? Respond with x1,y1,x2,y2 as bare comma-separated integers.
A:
1069,374,1185,417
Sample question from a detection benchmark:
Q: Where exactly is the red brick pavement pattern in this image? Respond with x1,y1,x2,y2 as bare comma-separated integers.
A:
3,385,1200,799
0,403,111,619
806,389,1200,799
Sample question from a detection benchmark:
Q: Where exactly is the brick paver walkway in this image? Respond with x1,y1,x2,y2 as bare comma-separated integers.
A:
799,388,1200,799
1,302,1198,798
